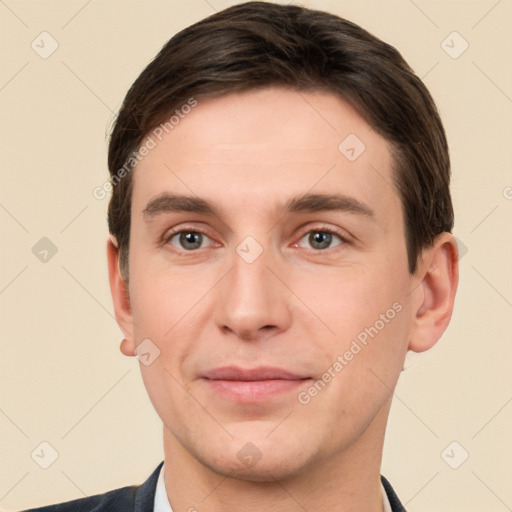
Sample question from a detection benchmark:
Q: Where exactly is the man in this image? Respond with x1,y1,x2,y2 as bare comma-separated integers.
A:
24,1,458,511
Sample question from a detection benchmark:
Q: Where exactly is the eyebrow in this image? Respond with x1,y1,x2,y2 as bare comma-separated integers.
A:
142,194,218,219
286,193,374,217
142,193,374,220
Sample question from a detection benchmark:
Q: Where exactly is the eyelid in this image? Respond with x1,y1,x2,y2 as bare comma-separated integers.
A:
163,224,219,248
293,223,353,246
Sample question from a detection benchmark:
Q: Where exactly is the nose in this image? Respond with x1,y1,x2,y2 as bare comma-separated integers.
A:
214,241,292,341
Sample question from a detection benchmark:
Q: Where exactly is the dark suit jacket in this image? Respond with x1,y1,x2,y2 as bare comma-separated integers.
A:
21,461,406,511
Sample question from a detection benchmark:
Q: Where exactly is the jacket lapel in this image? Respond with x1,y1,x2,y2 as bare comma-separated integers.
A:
134,461,164,512
381,475,406,511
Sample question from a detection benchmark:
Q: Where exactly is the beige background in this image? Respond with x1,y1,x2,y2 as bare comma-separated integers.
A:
1,0,511,510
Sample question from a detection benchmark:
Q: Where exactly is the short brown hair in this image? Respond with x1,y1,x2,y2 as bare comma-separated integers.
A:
107,1,453,280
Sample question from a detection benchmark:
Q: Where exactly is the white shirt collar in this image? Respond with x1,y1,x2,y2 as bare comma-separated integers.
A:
153,463,173,512
154,463,393,512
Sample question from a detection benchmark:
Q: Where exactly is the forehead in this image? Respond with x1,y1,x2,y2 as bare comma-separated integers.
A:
131,87,399,223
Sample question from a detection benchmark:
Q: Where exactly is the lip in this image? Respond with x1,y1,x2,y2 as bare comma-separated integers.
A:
202,366,307,381
201,366,311,402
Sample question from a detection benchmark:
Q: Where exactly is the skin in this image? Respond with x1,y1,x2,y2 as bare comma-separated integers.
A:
107,87,458,511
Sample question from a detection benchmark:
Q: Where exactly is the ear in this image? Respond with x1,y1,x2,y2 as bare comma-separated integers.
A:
408,232,459,353
107,235,136,357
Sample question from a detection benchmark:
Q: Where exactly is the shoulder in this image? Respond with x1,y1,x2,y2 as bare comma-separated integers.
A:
20,462,163,512
21,485,137,512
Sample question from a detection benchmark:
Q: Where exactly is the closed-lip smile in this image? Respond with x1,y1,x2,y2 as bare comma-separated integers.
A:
201,366,311,402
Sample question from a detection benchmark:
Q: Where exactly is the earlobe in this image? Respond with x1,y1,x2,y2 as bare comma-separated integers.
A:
408,233,459,353
120,338,136,357
107,236,135,352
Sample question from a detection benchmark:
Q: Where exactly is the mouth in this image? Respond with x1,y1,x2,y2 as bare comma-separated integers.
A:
200,366,312,402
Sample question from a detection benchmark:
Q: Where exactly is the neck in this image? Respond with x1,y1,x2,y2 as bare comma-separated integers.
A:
162,400,391,512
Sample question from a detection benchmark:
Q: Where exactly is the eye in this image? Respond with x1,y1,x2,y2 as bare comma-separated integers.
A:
296,229,345,251
168,230,212,251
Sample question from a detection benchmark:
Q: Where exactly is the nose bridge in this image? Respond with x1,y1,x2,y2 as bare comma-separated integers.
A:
214,235,290,338
232,241,270,299
230,238,275,313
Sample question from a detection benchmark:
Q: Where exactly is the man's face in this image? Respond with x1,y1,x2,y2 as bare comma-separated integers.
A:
123,87,420,479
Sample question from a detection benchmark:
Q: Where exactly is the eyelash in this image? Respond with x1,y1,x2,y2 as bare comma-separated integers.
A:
164,224,351,253
294,224,351,251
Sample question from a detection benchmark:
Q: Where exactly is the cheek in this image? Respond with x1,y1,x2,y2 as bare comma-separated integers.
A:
129,279,169,340
129,270,206,428
129,259,209,340
293,261,408,337
290,255,411,390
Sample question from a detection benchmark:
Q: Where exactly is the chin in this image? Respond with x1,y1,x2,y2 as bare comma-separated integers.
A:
210,457,309,483
198,441,315,483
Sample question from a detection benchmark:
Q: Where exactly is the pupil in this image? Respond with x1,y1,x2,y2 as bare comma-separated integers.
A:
310,231,331,249
181,232,201,249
